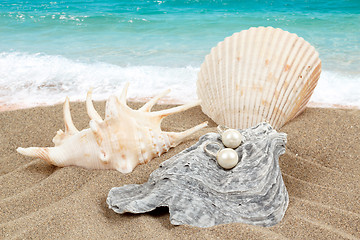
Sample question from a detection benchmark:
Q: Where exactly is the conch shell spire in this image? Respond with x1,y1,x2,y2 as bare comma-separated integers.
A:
17,97,80,164
119,82,130,104
17,147,52,165
153,100,201,120
165,121,208,148
86,88,103,122
139,89,171,112
64,96,79,134
17,84,207,173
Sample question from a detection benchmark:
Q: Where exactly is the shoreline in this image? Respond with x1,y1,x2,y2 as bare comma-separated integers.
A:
1,100,359,112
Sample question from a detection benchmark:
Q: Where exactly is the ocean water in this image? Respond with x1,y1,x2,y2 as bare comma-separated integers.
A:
0,0,359,108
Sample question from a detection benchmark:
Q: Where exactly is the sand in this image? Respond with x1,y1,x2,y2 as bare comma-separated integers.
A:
1,101,359,239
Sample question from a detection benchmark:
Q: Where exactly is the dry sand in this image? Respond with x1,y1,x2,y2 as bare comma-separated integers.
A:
1,101,359,239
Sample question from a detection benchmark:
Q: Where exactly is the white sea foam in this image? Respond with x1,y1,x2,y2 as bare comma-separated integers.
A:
310,71,360,108
0,52,359,109
0,52,199,107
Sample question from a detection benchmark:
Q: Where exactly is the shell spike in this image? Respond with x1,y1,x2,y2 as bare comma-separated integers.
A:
119,82,130,104
64,97,79,134
105,96,121,120
17,147,55,165
139,89,171,112
154,100,201,119
166,121,208,147
86,88,103,122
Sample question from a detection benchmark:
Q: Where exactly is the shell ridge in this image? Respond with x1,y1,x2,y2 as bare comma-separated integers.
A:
275,48,319,127
265,33,303,128
232,32,245,127
229,35,241,126
242,28,256,127
241,28,252,128
236,31,248,128
266,33,298,128
248,27,267,127
238,30,250,127
250,27,273,123
253,27,275,126
266,32,307,128
234,32,245,128
277,42,313,126
255,27,284,126
225,34,238,127
211,46,222,123
234,32,244,127
217,41,226,125
282,56,321,122
272,40,313,127
224,35,231,127
198,55,211,118
286,61,321,122
199,57,213,117
248,27,268,126
252,27,272,125
259,28,285,128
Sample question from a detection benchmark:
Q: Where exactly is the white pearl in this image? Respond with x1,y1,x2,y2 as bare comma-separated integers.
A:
221,129,244,149
217,148,239,169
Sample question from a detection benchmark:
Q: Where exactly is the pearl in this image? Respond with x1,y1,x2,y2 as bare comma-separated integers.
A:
221,129,244,149
216,148,239,169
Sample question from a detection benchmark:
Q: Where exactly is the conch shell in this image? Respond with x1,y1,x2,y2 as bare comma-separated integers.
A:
17,83,207,173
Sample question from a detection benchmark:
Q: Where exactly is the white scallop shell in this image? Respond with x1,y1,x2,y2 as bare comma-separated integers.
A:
197,26,321,129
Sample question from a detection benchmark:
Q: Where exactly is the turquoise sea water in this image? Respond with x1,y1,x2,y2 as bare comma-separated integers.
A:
0,0,359,107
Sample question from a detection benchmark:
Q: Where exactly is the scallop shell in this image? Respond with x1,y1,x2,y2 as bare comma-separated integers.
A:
17,83,208,173
197,26,321,129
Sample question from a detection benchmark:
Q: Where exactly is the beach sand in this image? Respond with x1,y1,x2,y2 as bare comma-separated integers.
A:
1,102,359,239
